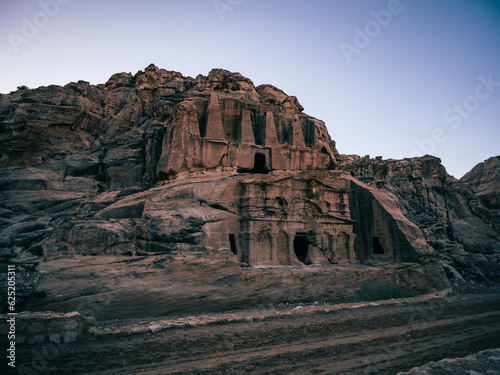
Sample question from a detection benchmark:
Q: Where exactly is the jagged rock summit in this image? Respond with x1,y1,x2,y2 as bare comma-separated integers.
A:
0,64,337,179
462,156,500,222
0,65,497,318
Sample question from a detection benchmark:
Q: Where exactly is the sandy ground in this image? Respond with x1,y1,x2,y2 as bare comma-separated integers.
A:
15,292,500,375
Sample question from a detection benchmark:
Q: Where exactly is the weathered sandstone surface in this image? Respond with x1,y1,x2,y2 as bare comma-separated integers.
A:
0,65,497,318
462,155,500,233
340,155,500,282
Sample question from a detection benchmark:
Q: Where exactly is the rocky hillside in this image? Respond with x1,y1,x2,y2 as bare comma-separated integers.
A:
340,155,500,283
0,64,340,263
0,65,497,318
461,155,500,233
0,64,337,180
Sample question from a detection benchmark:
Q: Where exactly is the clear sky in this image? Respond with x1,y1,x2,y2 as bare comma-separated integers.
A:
1,0,499,178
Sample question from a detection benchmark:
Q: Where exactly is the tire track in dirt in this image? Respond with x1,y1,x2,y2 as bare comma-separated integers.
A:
20,294,500,375
85,311,500,374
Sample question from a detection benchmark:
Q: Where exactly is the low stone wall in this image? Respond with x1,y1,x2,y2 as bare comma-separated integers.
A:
0,311,96,344
0,265,41,313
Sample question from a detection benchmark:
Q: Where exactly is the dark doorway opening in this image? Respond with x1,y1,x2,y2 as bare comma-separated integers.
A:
253,153,267,174
372,236,385,255
237,153,269,174
229,234,237,255
294,235,309,263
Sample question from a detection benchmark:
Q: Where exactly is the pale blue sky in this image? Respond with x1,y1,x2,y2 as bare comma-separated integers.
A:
1,0,499,178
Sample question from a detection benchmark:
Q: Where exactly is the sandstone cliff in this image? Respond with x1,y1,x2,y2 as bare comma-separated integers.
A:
0,64,338,181
340,155,500,283
461,155,500,234
1,65,496,318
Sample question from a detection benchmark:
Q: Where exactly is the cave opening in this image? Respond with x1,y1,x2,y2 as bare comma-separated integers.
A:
237,153,269,174
372,236,385,255
294,234,309,264
229,234,237,255
252,153,268,174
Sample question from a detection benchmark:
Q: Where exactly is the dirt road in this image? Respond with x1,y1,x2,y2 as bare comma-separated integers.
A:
17,293,500,374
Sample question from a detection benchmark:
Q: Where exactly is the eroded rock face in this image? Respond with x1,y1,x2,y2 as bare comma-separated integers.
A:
1,64,338,185
461,156,500,209
0,82,105,167
5,65,497,318
340,155,500,282
461,155,500,234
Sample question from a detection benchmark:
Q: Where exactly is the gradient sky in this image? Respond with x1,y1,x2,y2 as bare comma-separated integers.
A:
1,0,499,178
